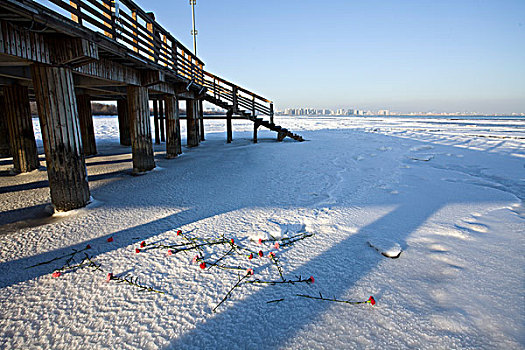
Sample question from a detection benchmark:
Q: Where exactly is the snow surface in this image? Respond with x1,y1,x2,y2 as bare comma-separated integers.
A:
0,116,524,349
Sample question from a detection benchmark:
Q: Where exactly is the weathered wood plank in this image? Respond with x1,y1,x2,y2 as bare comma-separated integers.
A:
76,94,97,156
3,84,40,173
31,64,90,211
117,98,131,146
127,85,155,173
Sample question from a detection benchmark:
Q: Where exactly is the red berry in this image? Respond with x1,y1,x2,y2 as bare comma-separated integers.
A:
52,271,61,278
106,273,113,282
167,250,173,256
107,237,113,242
135,248,140,253
258,238,262,245
368,296,376,306
248,253,253,260
86,244,91,249
140,241,145,248
199,262,206,269
309,276,315,283
258,250,263,257
177,230,182,235
230,238,234,244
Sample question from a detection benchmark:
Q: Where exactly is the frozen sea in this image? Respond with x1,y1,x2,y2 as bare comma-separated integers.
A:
0,115,523,349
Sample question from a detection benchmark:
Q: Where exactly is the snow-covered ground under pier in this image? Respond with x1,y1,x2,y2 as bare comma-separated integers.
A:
0,116,524,349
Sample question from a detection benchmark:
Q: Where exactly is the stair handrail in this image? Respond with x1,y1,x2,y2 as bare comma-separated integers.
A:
202,71,274,121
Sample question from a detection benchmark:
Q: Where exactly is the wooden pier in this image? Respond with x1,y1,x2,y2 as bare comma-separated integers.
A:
0,0,303,211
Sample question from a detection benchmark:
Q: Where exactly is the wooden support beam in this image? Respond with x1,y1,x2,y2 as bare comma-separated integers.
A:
186,99,199,147
165,95,181,158
199,99,205,141
76,94,97,156
141,70,165,87
127,85,155,173
117,99,131,146
226,109,233,143
159,98,165,142
153,99,160,145
0,21,97,66
277,131,286,142
31,64,90,211
253,122,260,144
0,95,11,156
75,58,142,86
194,100,200,142
4,84,39,173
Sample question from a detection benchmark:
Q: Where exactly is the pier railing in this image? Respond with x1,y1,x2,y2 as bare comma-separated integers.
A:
202,71,274,119
46,0,204,84
40,0,273,119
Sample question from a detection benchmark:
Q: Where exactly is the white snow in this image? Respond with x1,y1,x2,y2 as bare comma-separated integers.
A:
1,115,524,349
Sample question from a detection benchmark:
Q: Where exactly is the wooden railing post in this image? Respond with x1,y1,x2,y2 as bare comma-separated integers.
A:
111,0,119,40
172,42,178,73
69,0,82,24
270,103,274,124
213,77,217,99
132,10,138,53
102,0,113,38
146,12,155,61
251,96,255,117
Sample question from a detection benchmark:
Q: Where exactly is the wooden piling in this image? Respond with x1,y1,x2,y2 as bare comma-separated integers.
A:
117,99,131,146
159,99,165,142
127,85,155,173
186,99,199,147
199,99,205,141
4,84,40,173
165,95,181,158
31,64,90,211
76,94,97,156
153,99,160,144
0,95,11,156
253,122,259,144
226,109,233,143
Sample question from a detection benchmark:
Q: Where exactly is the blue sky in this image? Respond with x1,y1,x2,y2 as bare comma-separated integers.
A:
143,1,524,113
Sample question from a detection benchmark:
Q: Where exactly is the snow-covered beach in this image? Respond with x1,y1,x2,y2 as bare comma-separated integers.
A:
0,116,523,349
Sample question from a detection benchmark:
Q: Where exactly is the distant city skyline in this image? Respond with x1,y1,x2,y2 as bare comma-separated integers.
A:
135,1,524,114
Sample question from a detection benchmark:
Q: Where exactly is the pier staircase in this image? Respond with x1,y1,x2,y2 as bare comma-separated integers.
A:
202,72,304,142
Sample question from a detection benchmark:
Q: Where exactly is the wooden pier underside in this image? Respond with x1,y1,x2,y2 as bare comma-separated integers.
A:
0,0,302,211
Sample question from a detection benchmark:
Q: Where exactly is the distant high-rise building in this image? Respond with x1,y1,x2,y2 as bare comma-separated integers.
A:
378,110,390,116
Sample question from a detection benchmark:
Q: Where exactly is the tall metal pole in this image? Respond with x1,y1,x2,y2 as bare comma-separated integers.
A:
190,0,197,55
